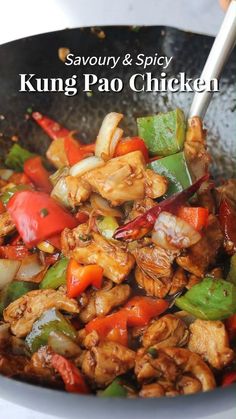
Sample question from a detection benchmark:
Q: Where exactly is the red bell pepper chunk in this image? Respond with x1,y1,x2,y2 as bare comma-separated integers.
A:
24,156,52,193
86,310,128,346
114,174,210,241
75,211,89,224
64,136,95,166
8,172,31,185
125,296,169,327
32,112,73,142
46,233,62,250
7,190,78,248
177,207,209,231
225,314,236,341
51,353,89,394
222,371,236,387
66,259,103,298
219,198,236,252
0,245,29,260
114,137,149,163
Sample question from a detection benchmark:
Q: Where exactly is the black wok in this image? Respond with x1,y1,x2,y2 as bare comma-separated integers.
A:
0,26,235,418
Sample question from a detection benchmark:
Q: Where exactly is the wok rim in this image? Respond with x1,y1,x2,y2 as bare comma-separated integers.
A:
0,26,235,417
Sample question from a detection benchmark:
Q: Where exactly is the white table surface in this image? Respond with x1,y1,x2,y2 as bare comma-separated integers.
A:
0,1,235,418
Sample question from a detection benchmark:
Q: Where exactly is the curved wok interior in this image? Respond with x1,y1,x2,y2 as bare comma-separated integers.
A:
0,26,235,413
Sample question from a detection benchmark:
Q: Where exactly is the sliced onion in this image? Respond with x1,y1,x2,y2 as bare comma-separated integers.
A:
51,177,70,208
69,156,105,177
95,112,123,160
90,193,122,217
0,259,21,289
49,166,70,187
48,331,81,357
152,211,201,250
109,127,124,157
16,254,46,283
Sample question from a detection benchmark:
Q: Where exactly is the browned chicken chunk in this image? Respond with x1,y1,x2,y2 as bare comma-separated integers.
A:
79,283,131,323
135,267,171,299
3,289,80,337
0,352,29,377
82,341,135,387
134,245,177,298
24,346,54,382
169,268,188,295
0,211,15,237
176,215,223,277
142,314,189,349
188,319,234,369
82,151,167,206
62,224,135,284
126,197,156,222
135,347,216,396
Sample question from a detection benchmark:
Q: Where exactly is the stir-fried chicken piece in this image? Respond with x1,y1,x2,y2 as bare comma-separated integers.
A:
0,352,29,377
176,215,223,277
139,383,165,398
79,283,131,323
24,346,64,387
186,274,202,289
46,138,68,169
126,197,156,222
142,314,189,349
135,267,171,299
134,245,177,298
169,268,188,295
184,117,210,182
82,341,135,387
144,169,168,200
82,151,167,206
134,245,176,280
62,224,135,284
24,346,54,381
3,289,80,337
188,319,234,369
135,347,215,396
0,211,15,237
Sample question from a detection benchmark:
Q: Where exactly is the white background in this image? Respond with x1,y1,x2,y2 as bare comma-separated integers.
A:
0,0,235,418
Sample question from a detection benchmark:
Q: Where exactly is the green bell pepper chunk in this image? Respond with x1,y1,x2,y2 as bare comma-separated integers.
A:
0,281,37,316
5,144,35,171
227,254,236,285
148,151,192,196
97,216,119,240
100,378,127,398
40,258,68,290
137,108,186,156
175,277,236,320
25,308,76,353
0,184,31,206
